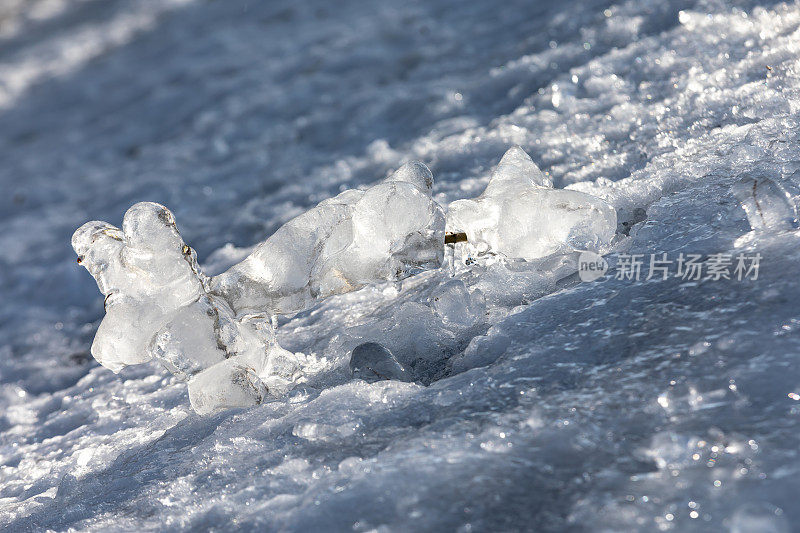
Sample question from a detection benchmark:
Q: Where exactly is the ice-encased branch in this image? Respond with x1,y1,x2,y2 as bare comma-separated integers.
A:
73,147,618,414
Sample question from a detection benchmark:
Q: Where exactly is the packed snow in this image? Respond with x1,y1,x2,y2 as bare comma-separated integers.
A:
3,0,800,531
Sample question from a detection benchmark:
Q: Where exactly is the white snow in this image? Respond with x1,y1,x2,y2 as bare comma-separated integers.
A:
3,0,800,531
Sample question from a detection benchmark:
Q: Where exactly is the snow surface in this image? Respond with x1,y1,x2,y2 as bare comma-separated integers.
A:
3,0,800,530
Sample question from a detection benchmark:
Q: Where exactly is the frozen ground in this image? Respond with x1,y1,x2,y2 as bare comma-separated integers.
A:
2,0,800,530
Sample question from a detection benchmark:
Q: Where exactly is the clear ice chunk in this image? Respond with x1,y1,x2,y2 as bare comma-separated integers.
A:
731,175,798,231
73,154,615,415
73,160,445,414
147,298,228,380
212,161,445,315
349,342,411,383
446,146,617,261
72,202,209,372
73,202,288,415
188,358,269,416
428,279,485,328
567,176,656,235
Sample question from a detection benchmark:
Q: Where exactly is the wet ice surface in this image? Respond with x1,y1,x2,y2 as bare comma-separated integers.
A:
3,0,800,531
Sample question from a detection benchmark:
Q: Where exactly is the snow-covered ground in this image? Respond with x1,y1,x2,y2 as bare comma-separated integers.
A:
3,0,800,530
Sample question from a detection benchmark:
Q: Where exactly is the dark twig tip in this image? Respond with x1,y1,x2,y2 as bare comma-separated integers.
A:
444,232,468,244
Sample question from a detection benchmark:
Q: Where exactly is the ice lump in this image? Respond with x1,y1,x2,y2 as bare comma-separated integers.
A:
212,161,446,315
731,175,798,232
72,202,213,372
72,202,285,415
446,146,617,261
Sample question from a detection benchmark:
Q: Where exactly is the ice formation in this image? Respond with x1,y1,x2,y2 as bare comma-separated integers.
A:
72,202,296,414
428,279,486,328
447,146,617,262
71,202,211,373
71,148,622,414
211,161,445,315
72,161,448,414
730,175,798,231
337,275,490,386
